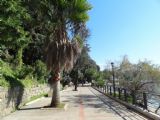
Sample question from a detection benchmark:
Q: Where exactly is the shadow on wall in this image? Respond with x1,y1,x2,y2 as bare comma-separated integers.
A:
4,75,24,109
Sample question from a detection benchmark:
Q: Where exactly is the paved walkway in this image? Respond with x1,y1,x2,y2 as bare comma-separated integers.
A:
2,87,148,120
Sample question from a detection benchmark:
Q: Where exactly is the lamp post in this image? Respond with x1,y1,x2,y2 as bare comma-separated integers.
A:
111,62,116,97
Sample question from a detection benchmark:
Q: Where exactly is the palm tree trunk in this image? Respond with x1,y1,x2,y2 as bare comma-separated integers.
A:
50,80,60,107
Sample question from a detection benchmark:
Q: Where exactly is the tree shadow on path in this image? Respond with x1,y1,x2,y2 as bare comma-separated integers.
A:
4,75,24,109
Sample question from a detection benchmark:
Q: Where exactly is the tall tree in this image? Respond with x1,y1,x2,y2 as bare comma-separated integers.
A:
0,0,30,68
45,0,91,107
116,56,160,93
22,0,52,65
70,44,99,88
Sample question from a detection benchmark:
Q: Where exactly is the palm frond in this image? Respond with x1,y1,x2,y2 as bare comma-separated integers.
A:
45,0,91,73
46,36,81,72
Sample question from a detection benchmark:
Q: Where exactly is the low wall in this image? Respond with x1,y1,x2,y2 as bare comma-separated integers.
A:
0,84,49,118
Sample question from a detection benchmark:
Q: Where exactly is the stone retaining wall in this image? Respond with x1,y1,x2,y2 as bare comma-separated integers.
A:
0,84,49,118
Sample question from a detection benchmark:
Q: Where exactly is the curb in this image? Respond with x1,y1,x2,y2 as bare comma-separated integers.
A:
25,97,45,106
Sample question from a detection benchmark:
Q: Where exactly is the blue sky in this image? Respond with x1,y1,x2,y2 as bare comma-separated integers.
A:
87,0,160,70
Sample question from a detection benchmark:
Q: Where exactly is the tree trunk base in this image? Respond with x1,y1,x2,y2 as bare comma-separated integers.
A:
50,80,60,107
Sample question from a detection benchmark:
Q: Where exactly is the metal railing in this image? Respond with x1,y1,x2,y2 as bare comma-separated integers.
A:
92,84,160,116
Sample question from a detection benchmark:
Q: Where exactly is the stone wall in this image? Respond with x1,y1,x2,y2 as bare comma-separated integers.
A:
0,84,49,118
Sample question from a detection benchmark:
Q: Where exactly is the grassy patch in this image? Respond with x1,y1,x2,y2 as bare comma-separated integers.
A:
22,93,48,107
0,78,9,87
0,60,47,88
29,93,48,102
57,103,65,108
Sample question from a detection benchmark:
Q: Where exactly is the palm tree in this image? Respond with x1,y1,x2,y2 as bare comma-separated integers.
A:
45,0,91,107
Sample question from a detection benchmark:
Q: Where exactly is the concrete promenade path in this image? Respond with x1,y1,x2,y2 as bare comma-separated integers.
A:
2,86,148,120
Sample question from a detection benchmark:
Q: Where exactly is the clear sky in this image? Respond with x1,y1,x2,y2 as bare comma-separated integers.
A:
87,0,160,70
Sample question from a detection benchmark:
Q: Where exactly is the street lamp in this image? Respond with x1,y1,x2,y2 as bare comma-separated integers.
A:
111,62,116,97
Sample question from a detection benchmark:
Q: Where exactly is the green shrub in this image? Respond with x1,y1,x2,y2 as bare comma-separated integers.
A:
34,60,48,83
3,75,24,88
95,73,105,86
0,60,14,76
0,77,9,87
21,76,38,88
0,60,48,88
0,60,14,87
96,78,105,86
0,60,24,87
0,60,35,88
15,65,34,79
